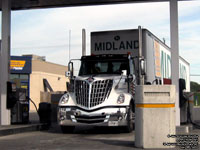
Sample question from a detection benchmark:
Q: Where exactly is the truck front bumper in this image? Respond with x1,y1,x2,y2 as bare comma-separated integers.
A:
58,106,129,127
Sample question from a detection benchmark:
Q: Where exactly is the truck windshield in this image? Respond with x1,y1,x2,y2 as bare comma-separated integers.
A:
79,59,129,76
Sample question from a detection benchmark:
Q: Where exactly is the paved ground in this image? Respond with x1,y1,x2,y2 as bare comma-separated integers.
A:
0,125,137,150
1,112,199,149
0,123,200,150
2,124,199,150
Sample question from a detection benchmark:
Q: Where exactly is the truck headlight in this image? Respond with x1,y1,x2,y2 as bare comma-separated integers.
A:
117,94,125,104
60,93,69,104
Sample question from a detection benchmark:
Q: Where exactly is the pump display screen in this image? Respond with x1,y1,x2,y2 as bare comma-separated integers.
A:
79,59,129,76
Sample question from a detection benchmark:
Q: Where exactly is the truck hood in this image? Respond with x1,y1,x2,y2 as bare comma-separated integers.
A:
75,74,122,81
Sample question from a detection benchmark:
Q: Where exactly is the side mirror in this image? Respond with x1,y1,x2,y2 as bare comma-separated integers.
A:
65,71,71,77
179,78,186,108
140,58,146,75
68,61,74,78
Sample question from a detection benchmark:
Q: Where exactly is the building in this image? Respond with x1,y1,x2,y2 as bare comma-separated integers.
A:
10,55,68,112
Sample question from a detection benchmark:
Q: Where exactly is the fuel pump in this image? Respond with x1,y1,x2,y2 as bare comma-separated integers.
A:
7,82,29,124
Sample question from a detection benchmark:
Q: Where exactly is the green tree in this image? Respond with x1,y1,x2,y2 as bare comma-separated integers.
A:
190,81,200,92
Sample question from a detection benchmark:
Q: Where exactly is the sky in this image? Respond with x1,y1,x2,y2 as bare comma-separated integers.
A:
7,1,200,83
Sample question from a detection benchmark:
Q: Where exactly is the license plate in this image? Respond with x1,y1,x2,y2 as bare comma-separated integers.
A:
108,121,119,126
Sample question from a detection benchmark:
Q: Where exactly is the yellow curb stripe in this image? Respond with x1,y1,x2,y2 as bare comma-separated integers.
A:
136,104,175,108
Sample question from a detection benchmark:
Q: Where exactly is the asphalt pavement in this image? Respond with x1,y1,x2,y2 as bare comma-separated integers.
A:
0,123,200,150
0,111,200,150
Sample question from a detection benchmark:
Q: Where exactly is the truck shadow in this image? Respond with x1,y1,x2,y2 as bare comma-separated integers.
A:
47,123,135,134
45,123,138,149
87,138,135,149
75,126,133,134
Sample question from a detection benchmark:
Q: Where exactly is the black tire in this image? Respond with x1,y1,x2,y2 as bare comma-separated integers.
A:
124,104,134,133
38,102,51,124
60,126,75,133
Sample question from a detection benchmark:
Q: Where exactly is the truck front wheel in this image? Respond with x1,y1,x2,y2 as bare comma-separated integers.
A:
60,126,75,133
125,104,134,133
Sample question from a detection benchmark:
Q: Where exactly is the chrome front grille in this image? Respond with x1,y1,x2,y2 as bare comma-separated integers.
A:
90,80,113,107
75,79,113,108
75,80,89,108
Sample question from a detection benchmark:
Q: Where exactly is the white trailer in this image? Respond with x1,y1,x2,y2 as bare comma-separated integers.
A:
91,29,190,91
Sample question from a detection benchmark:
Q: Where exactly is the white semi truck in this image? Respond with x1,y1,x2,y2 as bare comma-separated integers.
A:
57,28,190,133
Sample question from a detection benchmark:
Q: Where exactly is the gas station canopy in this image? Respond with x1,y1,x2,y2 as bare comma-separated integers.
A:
0,0,192,126
0,0,190,10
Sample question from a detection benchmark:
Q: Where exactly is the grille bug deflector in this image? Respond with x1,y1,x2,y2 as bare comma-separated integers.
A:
75,79,113,109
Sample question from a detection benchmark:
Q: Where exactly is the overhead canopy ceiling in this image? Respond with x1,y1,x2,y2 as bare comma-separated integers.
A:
0,0,190,10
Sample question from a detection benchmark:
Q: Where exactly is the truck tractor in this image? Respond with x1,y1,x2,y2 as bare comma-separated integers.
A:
57,27,190,133
58,54,138,133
